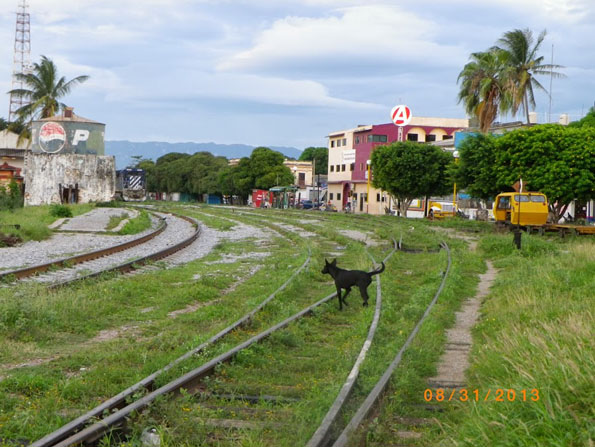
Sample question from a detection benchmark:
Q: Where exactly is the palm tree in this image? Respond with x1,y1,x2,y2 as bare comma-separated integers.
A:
457,49,513,132
495,29,565,123
7,55,89,121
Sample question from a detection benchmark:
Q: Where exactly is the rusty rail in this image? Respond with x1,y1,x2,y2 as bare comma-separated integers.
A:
0,211,167,281
47,213,201,288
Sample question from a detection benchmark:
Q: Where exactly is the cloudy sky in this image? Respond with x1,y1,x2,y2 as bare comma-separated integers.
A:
1,0,594,150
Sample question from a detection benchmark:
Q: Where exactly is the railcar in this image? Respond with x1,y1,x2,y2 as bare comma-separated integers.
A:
115,168,147,201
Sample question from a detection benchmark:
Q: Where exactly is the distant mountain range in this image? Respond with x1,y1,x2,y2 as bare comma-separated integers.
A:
105,140,303,169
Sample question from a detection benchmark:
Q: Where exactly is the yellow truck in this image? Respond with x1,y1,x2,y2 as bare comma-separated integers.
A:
493,192,548,227
428,201,457,220
493,192,595,235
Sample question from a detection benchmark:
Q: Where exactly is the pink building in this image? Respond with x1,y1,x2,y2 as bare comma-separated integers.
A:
327,117,468,214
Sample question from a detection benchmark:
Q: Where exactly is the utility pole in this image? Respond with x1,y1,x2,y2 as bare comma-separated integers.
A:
8,0,32,122
548,44,554,123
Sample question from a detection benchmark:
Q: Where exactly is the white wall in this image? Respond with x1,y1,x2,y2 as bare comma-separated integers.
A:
24,153,115,205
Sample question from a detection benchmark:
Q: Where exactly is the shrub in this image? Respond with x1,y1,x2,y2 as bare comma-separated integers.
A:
0,181,23,211
49,204,73,218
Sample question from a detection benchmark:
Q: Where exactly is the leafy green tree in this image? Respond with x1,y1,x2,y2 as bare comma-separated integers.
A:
0,117,29,143
453,133,501,201
457,49,513,132
299,147,328,175
569,107,595,128
8,55,89,121
134,158,157,193
495,124,595,220
187,152,228,196
218,147,294,200
152,153,191,193
371,142,453,217
495,29,565,124
249,147,294,190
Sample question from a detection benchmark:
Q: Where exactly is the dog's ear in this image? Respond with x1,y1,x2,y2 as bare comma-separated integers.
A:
331,258,337,265
324,258,329,264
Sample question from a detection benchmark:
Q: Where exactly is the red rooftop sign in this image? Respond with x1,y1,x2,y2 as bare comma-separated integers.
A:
391,105,412,126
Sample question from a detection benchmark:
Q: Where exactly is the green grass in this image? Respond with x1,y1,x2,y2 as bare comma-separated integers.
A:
0,205,591,446
432,236,594,447
105,213,129,231
117,210,152,235
0,203,94,242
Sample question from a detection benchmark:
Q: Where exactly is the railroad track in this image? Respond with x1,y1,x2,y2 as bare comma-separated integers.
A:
0,211,200,287
31,243,314,446
16,207,450,446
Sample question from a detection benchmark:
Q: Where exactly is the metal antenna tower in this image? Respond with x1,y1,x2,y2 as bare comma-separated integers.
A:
8,0,32,122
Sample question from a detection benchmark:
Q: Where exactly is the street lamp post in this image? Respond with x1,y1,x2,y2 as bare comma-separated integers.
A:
366,159,371,214
292,166,298,207
452,151,459,215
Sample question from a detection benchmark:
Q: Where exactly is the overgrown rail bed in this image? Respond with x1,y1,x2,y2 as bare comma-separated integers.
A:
1,204,592,446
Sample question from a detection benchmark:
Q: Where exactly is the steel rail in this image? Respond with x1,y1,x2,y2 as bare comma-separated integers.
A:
332,242,451,447
47,213,200,289
50,291,336,447
32,247,311,447
0,211,167,281
307,238,397,447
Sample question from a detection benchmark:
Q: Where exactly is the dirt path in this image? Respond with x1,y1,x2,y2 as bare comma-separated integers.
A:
428,260,497,388
428,227,496,388
392,227,498,443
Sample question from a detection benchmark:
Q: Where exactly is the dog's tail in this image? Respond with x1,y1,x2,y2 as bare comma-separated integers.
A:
370,261,385,276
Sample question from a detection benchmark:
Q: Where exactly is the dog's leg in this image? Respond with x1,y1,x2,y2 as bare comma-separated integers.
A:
359,285,369,307
342,287,352,306
336,287,343,310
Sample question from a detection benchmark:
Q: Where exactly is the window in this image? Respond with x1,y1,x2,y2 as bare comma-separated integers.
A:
337,193,341,201
355,136,360,144
442,135,453,140
426,134,436,142
298,172,305,187
353,193,357,199
360,163,364,171
342,138,347,146
350,163,354,171
530,195,546,203
341,164,346,171
376,193,381,202
331,140,335,148
336,164,340,172
514,195,531,202
330,193,334,200
367,135,388,143
407,133,418,141
497,197,511,209
330,165,334,172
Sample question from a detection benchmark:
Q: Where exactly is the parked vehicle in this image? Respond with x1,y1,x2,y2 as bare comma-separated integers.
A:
428,201,457,219
300,200,323,210
493,192,548,226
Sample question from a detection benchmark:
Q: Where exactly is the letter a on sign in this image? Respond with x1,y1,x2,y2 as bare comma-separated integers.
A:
391,105,412,126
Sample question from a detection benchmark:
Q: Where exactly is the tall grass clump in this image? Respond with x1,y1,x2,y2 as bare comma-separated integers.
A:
117,210,152,235
49,204,73,218
438,238,594,447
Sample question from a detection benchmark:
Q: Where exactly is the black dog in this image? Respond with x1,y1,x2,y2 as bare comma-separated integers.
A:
321,258,385,310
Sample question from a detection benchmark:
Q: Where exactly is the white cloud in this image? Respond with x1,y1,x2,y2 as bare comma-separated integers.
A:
109,67,382,110
193,74,382,108
217,5,467,72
